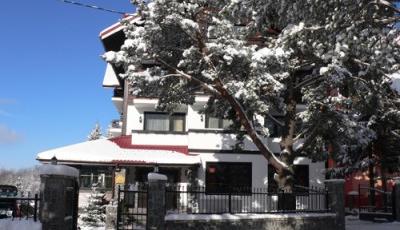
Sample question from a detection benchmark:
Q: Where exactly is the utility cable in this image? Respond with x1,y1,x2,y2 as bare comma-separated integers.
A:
58,0,130,15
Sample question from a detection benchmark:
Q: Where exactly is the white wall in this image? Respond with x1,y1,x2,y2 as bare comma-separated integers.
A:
294,157,325,188
187,105,205,130
122,97,326,189
126,105,142,135
196,154,325,189
131,132,188,146
188,132,283,152
196,153,270,188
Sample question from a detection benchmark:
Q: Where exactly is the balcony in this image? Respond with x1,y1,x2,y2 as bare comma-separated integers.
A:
112,97,123,114
108,119,122,138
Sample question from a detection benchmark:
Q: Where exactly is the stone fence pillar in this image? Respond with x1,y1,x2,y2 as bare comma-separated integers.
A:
393,178,400,221
39,163,80,230
105,204,117,230
147,173,167,230
325,179,345,230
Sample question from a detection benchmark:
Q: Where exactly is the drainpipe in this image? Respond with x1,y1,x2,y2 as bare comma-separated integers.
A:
121,78,129,135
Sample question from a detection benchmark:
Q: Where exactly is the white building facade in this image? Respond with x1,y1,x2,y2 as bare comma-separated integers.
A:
36,18,326,197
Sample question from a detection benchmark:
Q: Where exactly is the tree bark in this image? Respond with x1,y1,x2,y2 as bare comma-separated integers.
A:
369,144,376,207
276,76,297,210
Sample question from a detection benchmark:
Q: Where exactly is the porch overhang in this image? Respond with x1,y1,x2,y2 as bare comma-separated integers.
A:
36,138,200,166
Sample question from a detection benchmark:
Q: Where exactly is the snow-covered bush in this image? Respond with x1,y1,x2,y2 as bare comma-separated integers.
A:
79,183,106,228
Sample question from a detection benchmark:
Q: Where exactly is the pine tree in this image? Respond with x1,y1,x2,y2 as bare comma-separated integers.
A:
87,123,102,141
104,0,400,202
79,183,106,227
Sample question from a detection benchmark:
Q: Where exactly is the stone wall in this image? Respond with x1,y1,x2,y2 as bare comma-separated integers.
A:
165,213,337,230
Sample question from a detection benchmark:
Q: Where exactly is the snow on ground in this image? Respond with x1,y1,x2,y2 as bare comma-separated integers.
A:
165,212,335,221
346,216,400,230
78,226,105,230
0,218,41,230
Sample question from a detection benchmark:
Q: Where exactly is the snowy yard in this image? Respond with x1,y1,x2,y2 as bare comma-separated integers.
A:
346,216,400,230
0,218,41,230
1,215,400,230
79,226,105,230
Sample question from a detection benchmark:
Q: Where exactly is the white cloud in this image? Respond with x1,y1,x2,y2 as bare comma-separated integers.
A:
0,98,17,105
0,124,22,144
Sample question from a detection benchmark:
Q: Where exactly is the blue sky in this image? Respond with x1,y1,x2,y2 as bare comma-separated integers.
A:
0,0,134,169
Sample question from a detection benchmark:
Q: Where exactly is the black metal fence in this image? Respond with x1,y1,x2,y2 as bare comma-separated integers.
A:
166,185,329,214
117,185,148,230
358,185,394,221
0,194,40,221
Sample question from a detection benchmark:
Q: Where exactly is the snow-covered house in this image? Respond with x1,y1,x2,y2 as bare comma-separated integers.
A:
36,17,325,196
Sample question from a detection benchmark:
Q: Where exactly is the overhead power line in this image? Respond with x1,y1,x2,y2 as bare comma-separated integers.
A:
59,0,129,15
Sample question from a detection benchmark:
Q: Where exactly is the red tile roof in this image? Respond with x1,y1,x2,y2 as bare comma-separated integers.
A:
109,135,189,155
111,160,151,164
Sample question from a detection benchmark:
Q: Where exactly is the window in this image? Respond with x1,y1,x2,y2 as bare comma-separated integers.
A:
293,165,309,192
264,116,284,138
268,164,309,193
205,116,232,129
79,167,113,189
144,112,185,132
205,162,252,194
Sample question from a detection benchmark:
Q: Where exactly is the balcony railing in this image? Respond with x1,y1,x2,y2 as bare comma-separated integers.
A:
111,119,122,129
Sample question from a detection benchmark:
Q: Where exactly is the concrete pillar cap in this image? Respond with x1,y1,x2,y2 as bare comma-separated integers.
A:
148,172,167,181
39,164,79,178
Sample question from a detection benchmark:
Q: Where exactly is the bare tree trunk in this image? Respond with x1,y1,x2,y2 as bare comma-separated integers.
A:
277,77,297,210
369,144,376,207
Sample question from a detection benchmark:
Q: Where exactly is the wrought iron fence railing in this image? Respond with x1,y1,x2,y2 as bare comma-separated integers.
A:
0,194,40,221
358,185,394,219
117,184,148,230
165,185,330,214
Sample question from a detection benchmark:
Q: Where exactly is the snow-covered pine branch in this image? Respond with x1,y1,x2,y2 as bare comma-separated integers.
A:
87,123,102,141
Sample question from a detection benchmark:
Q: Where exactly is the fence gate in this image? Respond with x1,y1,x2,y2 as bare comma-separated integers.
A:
117,184,148,230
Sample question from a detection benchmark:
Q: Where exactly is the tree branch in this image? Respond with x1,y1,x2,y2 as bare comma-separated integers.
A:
213,78,288,173
156,58,221,96
266,113,285,127
391,130,400,139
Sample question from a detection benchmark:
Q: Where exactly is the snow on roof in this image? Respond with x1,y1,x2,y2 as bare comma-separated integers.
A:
39,164,79,178
99,14,139,40
103,63,120,87
389,72,400,94
36,138,199,165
